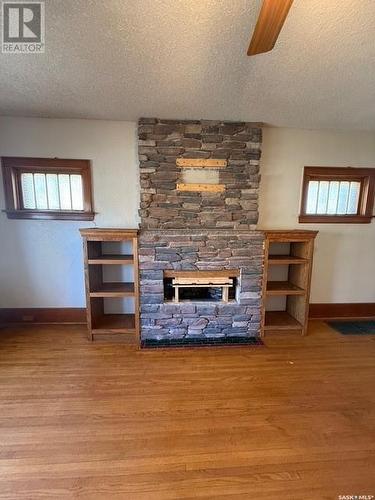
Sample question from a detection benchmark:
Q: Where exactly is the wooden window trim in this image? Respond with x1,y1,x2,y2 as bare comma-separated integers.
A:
299,166,375,224
1,157,95,221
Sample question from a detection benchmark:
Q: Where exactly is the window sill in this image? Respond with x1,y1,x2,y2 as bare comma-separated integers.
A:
4,210,95,221
299,214,373,224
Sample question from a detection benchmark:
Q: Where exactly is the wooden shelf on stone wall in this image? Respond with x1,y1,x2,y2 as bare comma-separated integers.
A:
164,270,240,279
80,228,139,343
176,183,225,193
260,230,318,337
176,158,227,168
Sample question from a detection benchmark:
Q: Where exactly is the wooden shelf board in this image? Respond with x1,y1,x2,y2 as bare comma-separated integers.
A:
268,255,308,265
262,230,318,242
264,311,303,330
177,183,225,193
92,314,136,333
88,254,133,265
90,282,135,297
266,281,305,296
176,158,227,168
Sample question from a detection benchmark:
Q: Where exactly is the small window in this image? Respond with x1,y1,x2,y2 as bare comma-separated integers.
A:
299,167,375,223
1,157,94,220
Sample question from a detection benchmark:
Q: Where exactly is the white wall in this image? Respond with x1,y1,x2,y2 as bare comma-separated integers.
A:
259,127,375,303
0,117,139,307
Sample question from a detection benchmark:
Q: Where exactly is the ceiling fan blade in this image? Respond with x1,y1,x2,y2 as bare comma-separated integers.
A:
247,0,294,56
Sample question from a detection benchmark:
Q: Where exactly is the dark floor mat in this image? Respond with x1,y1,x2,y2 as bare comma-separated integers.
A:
328,320,375,335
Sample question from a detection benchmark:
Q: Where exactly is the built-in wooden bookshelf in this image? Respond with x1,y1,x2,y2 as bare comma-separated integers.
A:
80,228,139,342
261,230,318,336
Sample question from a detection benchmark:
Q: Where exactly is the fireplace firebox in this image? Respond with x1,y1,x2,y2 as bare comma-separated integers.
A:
163,271,239,303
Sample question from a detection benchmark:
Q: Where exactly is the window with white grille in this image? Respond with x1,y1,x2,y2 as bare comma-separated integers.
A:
299,167,375,224
1,157,94,220
305,180,361,215
21,173,84,211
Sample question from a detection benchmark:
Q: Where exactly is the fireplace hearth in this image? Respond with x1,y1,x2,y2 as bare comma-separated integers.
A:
138,118,264,345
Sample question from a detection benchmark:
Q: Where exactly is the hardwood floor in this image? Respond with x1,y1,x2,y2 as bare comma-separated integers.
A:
0,322,374,499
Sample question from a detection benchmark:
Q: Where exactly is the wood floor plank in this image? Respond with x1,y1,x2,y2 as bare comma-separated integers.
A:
0,321,374,499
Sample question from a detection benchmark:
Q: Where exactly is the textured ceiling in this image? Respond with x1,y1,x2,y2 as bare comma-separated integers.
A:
1,0,375,130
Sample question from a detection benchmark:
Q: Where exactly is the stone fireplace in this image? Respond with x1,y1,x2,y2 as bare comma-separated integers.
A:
138,118,264,346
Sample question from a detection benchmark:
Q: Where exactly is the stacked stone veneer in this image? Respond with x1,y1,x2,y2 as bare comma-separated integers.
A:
139,118,262,229
139,230,264,339
138,118,264,342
